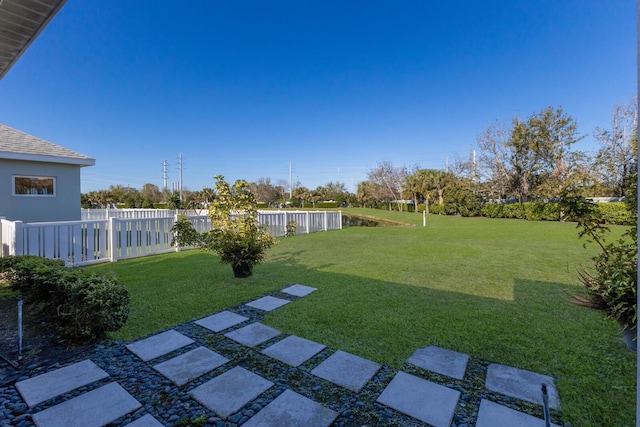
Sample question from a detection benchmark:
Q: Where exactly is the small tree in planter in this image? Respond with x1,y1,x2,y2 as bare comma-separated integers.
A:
172,176,276,277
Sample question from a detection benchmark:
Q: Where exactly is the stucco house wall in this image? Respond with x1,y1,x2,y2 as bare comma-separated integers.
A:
0,123,94,223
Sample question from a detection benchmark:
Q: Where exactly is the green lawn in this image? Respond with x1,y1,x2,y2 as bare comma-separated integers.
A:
90,209,636,426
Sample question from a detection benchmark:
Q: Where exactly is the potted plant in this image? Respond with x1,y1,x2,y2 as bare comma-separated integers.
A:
560,191,637,350
172,176,276,278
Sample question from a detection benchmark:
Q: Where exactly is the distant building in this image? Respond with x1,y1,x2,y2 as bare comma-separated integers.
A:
0,123,94,222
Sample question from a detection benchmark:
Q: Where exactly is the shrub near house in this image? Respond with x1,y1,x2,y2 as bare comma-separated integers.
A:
0,256,130,343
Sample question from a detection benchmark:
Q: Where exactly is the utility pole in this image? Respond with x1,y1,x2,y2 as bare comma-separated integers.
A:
289,161,293,200
178,153,183,202
162,160,168,193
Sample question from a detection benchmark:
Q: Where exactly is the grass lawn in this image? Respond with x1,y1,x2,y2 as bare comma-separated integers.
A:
90,209,636,426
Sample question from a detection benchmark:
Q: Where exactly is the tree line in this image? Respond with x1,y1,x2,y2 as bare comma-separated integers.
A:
83,98,636,213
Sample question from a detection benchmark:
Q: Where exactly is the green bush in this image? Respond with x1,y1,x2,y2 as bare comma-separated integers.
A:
523,202,560,221
0,256,130,343
481,201,631,224
444,184,483,217
316,201,339,208
0,256,65,299
52,268,130,342
429,204,445,215
595,202,633,225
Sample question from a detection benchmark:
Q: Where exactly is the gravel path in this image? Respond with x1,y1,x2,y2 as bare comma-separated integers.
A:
0,291,564,426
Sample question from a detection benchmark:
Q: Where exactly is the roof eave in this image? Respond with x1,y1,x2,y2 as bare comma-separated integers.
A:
0,151,95,167
0,0,68,80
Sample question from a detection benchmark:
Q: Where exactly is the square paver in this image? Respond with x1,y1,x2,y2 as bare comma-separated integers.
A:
311,350,381,392
195,310,249,332
189,366,274,419
126,330,194,361
224,322,281,347
124,414,165,427
31,382,141,427
407,346,469,380
376,371,460,427
486,363,560,408
262,335,326,366
281,284,317,297
245,296,291,311
16,359,109,407
476,399,560,427
153,347,229,386
243,389,338,427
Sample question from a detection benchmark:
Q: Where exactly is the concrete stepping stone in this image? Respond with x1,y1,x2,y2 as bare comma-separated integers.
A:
31,382,141,427
16,359,109,407
476,399,560,427
124,414,165,427
262,335,326,367
194,310,248,332
224,322,281,347
245,295,291,311
486,363,560,408
311,350,381,392
243,389,338,427
189,366,274,419
281,284,317,297
153,347,229,386
407,345,469,380
126,330,194,362
376,371,460,427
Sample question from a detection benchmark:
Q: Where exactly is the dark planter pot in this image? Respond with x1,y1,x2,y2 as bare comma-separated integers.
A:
232,262,253,278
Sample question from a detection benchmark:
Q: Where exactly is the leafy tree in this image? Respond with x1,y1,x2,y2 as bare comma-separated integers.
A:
292,186,311,208
320,181,348,206
404,171,425,214
309,187,323,208
356,181,377,208
593,97,638,197
443,178,483,217
141,183,162,205
167,191,183,209
249,178,280,206
478,107,585,202
404,169,453,214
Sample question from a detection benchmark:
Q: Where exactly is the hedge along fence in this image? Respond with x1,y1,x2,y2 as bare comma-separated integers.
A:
397,201,632,225
0,255,130,343
480,201,633,225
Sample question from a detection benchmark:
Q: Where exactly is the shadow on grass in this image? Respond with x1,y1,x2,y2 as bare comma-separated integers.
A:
94,248,635,426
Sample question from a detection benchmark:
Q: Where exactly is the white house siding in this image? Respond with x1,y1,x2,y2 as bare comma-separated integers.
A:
0,159,82,222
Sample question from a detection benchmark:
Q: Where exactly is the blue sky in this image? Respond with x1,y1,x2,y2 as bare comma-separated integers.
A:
0,1,635,194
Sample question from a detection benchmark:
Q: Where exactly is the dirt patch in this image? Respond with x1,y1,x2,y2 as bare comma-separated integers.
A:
0,294,88,381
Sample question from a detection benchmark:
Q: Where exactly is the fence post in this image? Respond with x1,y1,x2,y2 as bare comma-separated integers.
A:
174,214,180,252
12,221,23,256
323,211,328,231
109,217,118,262
339,210,343,230
306,212,310,234
284,211,288,237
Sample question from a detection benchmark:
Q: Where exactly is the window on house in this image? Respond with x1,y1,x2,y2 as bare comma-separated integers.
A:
13,176,56,196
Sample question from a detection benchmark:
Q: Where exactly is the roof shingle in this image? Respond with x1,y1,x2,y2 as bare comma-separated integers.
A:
0,123,95,166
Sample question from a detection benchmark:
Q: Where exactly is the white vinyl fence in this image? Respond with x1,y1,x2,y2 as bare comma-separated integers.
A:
0,210,341,266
